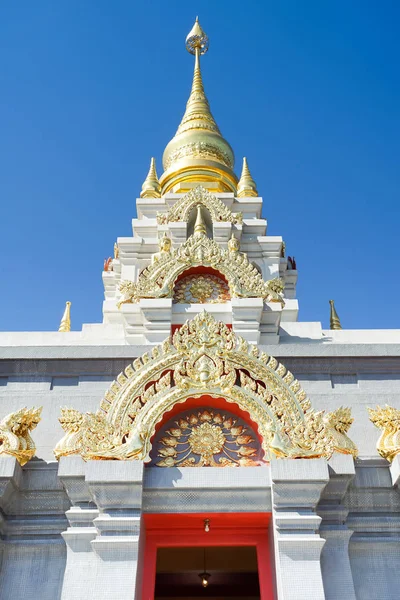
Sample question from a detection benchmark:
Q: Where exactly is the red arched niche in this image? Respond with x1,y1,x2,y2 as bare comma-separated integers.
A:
173,266,231,305
174,265,230,286
148,395,267,467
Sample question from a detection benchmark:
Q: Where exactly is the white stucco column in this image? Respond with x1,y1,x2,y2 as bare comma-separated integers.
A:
59,456,99,600
59,458,145,600
270,458,329,600
231,297,263,343
86,460,145,600
319,454,357,600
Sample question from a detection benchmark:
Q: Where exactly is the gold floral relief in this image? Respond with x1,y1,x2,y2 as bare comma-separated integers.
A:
153,408,264,467
173,273,230,304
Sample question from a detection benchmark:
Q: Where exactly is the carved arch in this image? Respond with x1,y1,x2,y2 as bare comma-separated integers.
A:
118,231,285,306
54,312,357,463
156,185,242,225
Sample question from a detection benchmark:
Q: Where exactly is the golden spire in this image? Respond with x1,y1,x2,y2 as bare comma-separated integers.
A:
194,205,207,235
176,18,219,138
237,157,258,198
58,301,71,332
329,300,342,330
160,18,237,194
140,157,161,198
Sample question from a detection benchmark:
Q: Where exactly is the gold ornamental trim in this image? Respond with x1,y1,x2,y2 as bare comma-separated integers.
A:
368,405,400,462
157,185,242,225
54,312,357,463
117,227,283,306
0,406,42,466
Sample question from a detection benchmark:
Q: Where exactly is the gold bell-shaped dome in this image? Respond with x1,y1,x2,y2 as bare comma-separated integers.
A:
160,18,237,195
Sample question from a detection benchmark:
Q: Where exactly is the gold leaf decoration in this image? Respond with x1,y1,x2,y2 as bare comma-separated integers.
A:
53,311,357,462
156,185,242,225
117,226,284,307
368,405,400,462
153,409,262,467
0,406,42,466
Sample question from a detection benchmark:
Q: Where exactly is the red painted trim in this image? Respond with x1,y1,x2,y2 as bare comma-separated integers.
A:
141,512,275,600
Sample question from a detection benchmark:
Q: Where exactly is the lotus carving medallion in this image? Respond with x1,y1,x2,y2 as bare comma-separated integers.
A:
153,408,263,467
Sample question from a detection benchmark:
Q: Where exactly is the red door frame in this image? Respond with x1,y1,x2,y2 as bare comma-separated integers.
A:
141,512,275,600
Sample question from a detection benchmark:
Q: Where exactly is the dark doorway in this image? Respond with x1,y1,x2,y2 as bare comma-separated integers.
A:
154,545,260,599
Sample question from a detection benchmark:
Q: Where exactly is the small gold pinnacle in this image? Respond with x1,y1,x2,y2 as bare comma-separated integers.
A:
140,157,161,198
58,301,71,332
237,157,258,198
329,300,342,330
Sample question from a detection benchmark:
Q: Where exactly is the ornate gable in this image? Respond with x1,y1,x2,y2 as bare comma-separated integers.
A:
118,230,284,306
157,185,242,224
54,311,357,463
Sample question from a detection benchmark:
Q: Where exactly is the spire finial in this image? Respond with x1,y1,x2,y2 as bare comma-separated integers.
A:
58,301,71,332
185,17,209,55
160,19,237,194
194,205,207,236
329,300,342,330
237,157,258,198
176,18,217,137
140,157,161,198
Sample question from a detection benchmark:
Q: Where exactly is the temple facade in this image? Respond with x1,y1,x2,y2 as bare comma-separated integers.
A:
0,18,399,600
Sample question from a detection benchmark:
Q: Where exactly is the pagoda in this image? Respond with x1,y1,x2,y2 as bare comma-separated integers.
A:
102,17,297,345
0,18,399,600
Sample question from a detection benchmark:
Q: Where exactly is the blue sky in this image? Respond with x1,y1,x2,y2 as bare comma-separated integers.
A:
0,1,399,331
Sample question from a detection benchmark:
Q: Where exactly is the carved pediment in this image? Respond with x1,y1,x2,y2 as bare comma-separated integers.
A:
54,311,357,463
118,230,284,306
157,185,242,225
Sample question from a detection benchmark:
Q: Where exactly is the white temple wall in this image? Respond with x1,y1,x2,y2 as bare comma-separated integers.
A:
349,540,400,600
0,540,66,600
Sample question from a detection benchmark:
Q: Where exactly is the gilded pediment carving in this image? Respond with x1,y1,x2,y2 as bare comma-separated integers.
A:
118,229,284,306
54,312,357,463
156,185,242,225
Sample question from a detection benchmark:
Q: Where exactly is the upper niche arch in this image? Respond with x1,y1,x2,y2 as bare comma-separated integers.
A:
54,311,357,463
118,229,285,306
151,404,265,467
156,185,243,225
